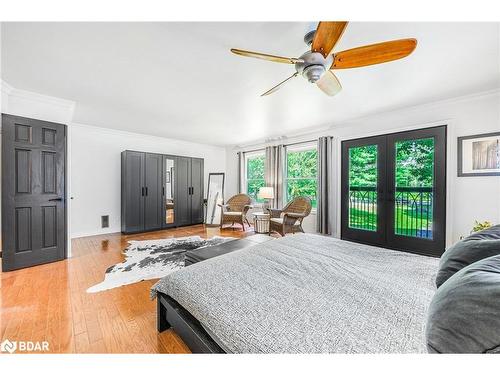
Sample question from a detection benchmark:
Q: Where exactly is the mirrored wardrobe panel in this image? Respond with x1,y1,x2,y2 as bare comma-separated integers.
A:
164,156,175,225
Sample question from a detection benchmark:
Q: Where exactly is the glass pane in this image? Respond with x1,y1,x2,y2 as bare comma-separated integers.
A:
286,179,317,208
348,145,378,231
285,148,318,207
246,154,265,202
246,155,265,179
287,149,317,178
247,179,265,202
165,158,175,224
394,138,434,239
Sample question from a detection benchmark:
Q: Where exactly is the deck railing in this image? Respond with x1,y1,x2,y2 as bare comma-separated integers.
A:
348,186,433,239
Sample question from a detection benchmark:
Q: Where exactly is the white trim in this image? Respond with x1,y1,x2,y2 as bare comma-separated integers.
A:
334,119,455,248
231,88,499,151
7,87,75,111
71,122,225,152
1,80,14,95
285,140,317,153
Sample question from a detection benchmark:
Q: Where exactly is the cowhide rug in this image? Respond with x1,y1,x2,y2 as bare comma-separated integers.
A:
87,235,235,293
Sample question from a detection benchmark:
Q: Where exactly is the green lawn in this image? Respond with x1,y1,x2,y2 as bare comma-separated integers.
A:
349,206,432,236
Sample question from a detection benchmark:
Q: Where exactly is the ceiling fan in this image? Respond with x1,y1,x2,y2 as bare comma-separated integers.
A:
230,22,417,97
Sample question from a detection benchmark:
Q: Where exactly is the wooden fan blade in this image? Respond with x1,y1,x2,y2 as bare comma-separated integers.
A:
311,21,348,58
261,73,298,97
231,48,300,64
332,38,417,69
316,71,342,96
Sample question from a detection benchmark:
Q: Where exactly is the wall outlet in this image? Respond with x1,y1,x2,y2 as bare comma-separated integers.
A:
101,215,109,228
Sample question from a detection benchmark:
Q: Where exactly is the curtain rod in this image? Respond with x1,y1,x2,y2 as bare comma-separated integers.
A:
239,138,321,154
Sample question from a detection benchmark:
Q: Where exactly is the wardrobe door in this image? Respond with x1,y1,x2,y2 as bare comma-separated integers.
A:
121,151,145,233
190,158,204,224
144,153,163,230
175,156,192,226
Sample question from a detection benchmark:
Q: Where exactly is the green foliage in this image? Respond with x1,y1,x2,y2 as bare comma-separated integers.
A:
246,155,264,180
395,138,434,187
471,220,493,233
286,149,318,207
349,145,378,186
245,149,319,207
349,139,435,234
348,139,435,188
246,155,265,202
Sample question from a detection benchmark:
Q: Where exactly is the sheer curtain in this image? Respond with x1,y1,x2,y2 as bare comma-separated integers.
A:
317,136,336,235
264,145,284,209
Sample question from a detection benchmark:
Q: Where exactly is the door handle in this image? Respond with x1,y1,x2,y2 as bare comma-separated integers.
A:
48,197,63,202
162,187,165,196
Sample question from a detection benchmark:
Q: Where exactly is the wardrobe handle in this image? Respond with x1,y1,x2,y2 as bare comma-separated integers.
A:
145,187,148,196
142,187,145,196
162,187,165,196
191,187,194,195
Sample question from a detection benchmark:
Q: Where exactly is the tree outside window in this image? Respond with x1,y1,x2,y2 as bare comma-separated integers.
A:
245,154,265,202
285,147,318,208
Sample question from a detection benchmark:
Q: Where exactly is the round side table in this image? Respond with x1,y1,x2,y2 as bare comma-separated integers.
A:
253,212,270,234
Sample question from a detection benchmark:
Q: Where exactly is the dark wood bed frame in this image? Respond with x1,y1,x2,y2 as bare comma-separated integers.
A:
157,292,225,353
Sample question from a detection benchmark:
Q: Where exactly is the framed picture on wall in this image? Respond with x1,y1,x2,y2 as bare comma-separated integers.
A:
458,132,500,177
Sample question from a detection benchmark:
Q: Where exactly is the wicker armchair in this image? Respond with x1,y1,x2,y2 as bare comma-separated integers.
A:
267,196,312,236
218,194,252,231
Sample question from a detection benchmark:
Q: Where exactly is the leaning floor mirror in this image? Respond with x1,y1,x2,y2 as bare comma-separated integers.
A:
205,173,225,226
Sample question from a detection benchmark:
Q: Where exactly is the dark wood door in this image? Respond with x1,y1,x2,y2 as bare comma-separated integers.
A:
2,114,66,271
144,153,163,230
121,151,145,233
175,156,191,226
341,126,447,257
190,158,204,224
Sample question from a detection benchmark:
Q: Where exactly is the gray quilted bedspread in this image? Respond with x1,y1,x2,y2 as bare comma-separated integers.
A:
151,233,439,353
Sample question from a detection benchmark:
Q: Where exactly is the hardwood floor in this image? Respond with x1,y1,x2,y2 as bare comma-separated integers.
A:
0,224,254,353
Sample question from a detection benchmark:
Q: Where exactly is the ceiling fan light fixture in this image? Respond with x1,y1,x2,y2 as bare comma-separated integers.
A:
302,65,325,83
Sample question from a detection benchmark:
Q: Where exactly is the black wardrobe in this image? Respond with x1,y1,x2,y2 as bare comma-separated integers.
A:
121,150,204,234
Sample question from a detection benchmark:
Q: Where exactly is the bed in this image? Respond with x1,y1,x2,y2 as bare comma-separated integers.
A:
151,233,439,353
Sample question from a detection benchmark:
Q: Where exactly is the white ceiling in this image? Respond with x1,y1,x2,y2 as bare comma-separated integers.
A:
1,22,499,146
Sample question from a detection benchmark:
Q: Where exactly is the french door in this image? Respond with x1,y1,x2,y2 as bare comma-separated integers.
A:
341,126,446,257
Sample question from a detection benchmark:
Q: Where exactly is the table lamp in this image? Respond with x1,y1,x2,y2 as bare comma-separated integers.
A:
258,186,274,211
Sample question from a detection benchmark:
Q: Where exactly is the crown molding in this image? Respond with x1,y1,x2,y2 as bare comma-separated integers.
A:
1,80,14,95
329,88,500,130
233,125,332,151
230,88,500,151
71,122,226,151
8,86,76,111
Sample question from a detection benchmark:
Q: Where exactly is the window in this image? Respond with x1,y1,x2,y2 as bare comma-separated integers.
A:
285,144,318,208
245,152,265,202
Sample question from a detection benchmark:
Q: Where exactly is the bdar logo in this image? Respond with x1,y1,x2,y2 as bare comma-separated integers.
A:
1,339,17,354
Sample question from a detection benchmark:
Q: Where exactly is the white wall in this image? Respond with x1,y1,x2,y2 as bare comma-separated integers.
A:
1,82,227,249
70,124,226,238
226,90,500,243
